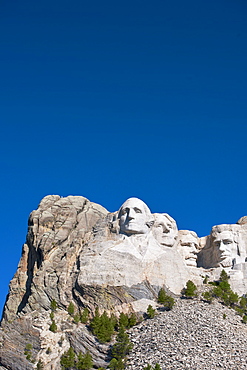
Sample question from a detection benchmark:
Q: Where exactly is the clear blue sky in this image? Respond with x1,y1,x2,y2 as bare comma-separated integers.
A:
1,0,247,315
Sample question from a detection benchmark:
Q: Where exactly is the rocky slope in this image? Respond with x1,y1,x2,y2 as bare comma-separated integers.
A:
127,298,247,370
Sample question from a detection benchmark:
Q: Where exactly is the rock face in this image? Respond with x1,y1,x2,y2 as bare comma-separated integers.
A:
1,195,247,369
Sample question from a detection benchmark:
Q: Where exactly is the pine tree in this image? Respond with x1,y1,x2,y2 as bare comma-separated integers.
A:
109,358,124,370
158,288,175,310
147,305,156,319
76,351,93,370
80,308,89,324
220,269,229,282
111,325,133,360
49,320,57,332
50,299,58,311
68,302,75,316
119,313,129,328
128,313,137,328
183,280,197,298
60,347,76,369
154,364,161,370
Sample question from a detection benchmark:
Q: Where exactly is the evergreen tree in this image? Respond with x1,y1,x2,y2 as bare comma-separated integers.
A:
50,299,58,311
68,302,75,316
183,280,197,298
220,269,229,282
202,291,213,303
146,305,156,319
157,288,175,310
143,365,152,370
73,314,80,324
128,313,137,328
111,325,133,360
76,351,93,370
80,308,89,324
49,320,57,333
109,358,124,370
60,347,76,369
90,310,115,343
119,313,129,328
154,364,161,370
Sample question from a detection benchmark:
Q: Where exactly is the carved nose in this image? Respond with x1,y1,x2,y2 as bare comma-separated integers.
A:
128,209,135,219
219,242,225,252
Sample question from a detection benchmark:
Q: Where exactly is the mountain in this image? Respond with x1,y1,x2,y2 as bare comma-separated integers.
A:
0,195,247,369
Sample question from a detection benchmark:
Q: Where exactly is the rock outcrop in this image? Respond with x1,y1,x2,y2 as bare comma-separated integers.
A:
1,194,247,369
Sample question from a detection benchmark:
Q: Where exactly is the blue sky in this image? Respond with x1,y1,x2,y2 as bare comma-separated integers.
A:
1,0,247,315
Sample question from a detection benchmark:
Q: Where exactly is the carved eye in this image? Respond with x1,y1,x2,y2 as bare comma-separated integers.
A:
121,208,128,215
134,208,142,213
224,240,233,245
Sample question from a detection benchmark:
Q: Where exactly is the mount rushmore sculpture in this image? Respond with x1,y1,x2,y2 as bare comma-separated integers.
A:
3,194,247,325
1,194,247,370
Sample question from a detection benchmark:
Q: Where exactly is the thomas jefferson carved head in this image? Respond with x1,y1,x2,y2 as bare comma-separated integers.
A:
117,197,153,236
152,213,178,247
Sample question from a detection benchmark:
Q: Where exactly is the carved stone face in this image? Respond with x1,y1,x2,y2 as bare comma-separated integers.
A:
178,232,199,267
152,213,178,247
118,198,152,235
212,231,238,268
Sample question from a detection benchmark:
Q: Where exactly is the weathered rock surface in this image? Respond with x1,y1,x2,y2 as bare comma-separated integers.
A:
1,194,247,369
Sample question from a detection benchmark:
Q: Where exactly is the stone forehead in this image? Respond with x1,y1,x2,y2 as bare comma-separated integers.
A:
118,197,152,215
154,213,177,225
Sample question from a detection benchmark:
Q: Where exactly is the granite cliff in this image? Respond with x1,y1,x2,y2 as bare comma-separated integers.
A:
1,195,247,369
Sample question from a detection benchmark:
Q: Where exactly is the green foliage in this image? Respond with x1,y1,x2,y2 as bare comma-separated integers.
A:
76,351,93,370
223,313,226,319
80,308,89,324
154,364,162,370
50,311,55,320
220,269,229,282
183,280,197,298
109,358,124,370
128,313,137,328
46,347,52,354
240,297,247,309
68,302,75,316
50,299,58,311
74,314,80,324
36,360,44,370
203,276,208,284
143,365,152,370
24,343,33,362
111,325,133,360
60,347,76,369
212,273,239,307
146,305,156,319
143,364,161,370
90,310,115,343
242,315,247,324
157,288,175,310
234,306,244,316
49,319,57,333
202,291,213,303
119,313,129,328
